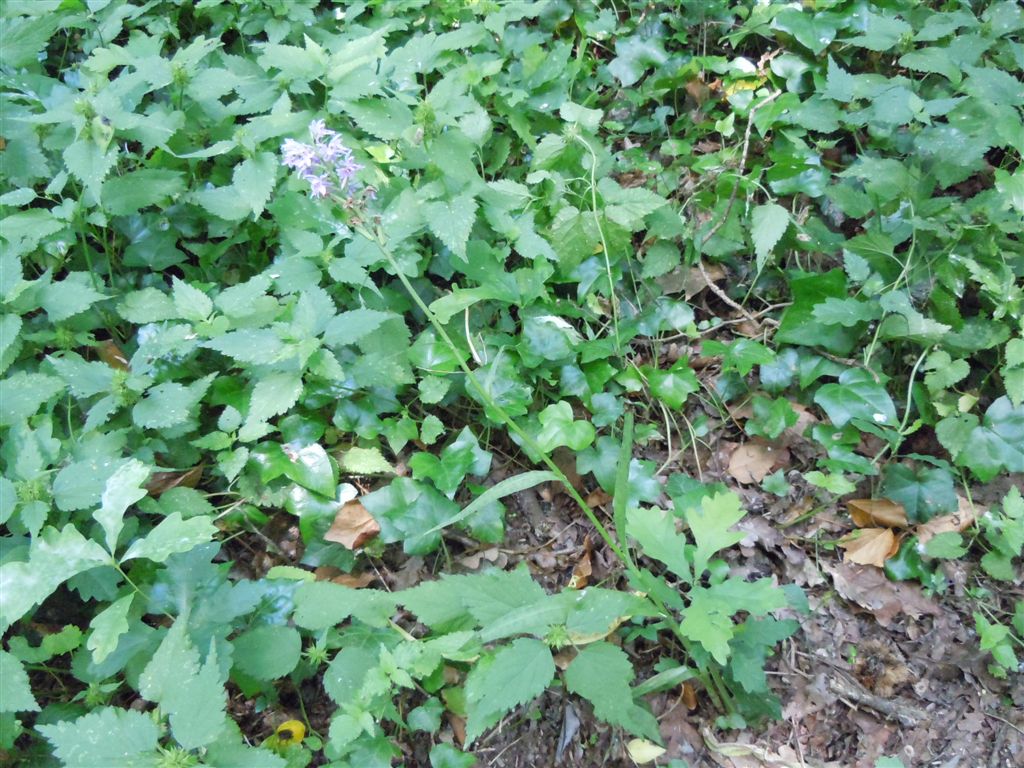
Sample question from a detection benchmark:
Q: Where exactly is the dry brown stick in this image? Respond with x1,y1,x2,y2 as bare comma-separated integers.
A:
827,673,930,728
696,89,783,328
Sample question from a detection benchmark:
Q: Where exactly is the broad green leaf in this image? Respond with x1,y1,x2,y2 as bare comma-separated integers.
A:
400,567,546,630
120,512,217,564
0,372,64,426
102,169,186,215
750,203,790,271
881,464,957,523
0,650,38,713
86,594,134,665
95,459,150,554
0,525,110,633
38,707,159,768
776,270,861,354
565,642,660,741
231,625,302,681
53,457,129,512
46,353,115,398
464,638,554,745
814,369,897,428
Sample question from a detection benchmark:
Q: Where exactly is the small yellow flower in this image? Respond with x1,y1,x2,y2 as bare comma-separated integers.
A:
275,719,306,746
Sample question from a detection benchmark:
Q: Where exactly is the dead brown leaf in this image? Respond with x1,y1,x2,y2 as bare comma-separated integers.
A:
727,439,780,484
567,535,592,589
823,561,941,627
585,488,612,508
681,682,698,711
324,500,380,549
98,339,130,370
838,527,900,567
847,499,908,528
915,495,983,545
331,571,376,589
145,464,203,496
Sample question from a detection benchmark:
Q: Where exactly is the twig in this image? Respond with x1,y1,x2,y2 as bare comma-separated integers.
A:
632,302,792,345
695,89,782,328
827,673,929,728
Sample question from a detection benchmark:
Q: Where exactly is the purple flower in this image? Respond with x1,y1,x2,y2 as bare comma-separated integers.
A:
307,174,333,199
308,119,330,142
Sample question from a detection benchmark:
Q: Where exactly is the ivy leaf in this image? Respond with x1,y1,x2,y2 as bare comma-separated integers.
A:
881,464,957,523
231,625,302,681
464,638,554,745
423,194,477,258
139,619,226,749
814,369,897,428
0,650,39,712
750,203,790,271
534,401,596,453
564,642,660,741
361,477,459,554
37,708,159,768
646,358,700,410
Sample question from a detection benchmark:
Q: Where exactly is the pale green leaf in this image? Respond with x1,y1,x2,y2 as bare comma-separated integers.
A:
86,594,134,665
172,277,213,323
750,203,790,271
38,707,159,768
95,459,150,554
0,650,39,713
120,512,217,564
564,642,659,741
231,625,301,681
423,194,477,258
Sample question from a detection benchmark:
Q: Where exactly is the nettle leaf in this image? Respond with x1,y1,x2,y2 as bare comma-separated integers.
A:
750,203,790,271
464,638,554,745
400,566,547,631
0,650,39,713
38,707,159,768
172,277,213,323
47,352,116,398
0,525,110,633
293,580,397,630
881,464,957,523
118,287,178,323
231,625,302,680
423,194,477,258
323,308,394,347
139,619,226,749
63,140,118,201
814,369,897,428
102,169,186,216
646,358,700,410
40,274,105,322
564,642,660,741
0,372,64,426
244,372,303,433
132,373,214,430
597,177,667,230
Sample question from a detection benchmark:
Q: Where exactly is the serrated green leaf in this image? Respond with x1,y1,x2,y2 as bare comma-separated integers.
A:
245,372,303,431
63,141,118,201
750,203,790,271
565,642,659,741
172,277,213,323
231,625,301,681
118,287,178,323
464,638,554,745
102,169,186,216
0,650,38,713
139,619,226,749
40,274,105,322
811,297,881,327
340,446,395,475
323,308,394,347
38,707,159,768
0,372,64,426
423,194,477,258
120,512,217,564
133,374,214,430
597,177,667,230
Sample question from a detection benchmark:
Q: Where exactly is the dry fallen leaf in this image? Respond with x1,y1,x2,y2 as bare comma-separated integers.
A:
98,339,130,370
145,464,203,496
681,682,698,711
915,494,983,545
331,571,375,589
837,527,899,567
847,498,908,528
824,561,941,627
727,439,779,484
567,535,593,589
324,500,380,549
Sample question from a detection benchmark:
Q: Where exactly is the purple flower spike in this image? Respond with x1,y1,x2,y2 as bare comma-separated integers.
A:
308,119,330,141
307,174,333,199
